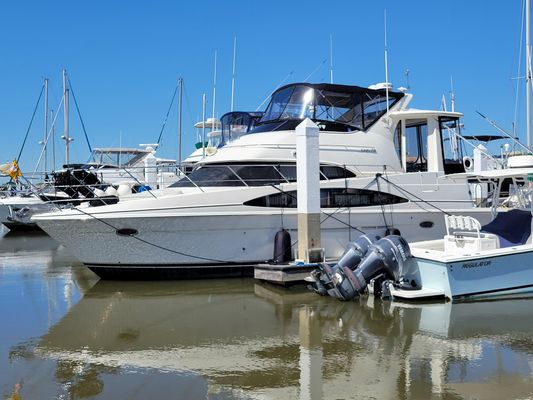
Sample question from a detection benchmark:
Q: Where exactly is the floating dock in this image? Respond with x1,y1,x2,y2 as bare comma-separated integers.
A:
254,263,318,285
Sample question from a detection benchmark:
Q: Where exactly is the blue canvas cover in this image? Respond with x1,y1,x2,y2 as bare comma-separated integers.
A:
481,209,532,247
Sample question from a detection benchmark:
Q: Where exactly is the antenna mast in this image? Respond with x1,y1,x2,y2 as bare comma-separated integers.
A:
384,10,390,114
212,51,217,128
527,0,532,148
450,76,455,112
231,37,237,111
330,34,334,84
178,77,183,167
43,78,49,173
202,94,207,158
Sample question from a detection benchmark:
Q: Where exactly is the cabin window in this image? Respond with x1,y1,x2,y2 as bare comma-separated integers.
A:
170,164,356,187
439,117,465,174
244,188,408,208
393,123,402,161
405,122,427,172
362,93,396,130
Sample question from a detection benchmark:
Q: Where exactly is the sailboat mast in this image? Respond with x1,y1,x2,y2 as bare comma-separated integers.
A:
51,109,56,171
178,77,183,167
63,69,70,164
43,78,49,173
527,0,532,148
231,37,236,112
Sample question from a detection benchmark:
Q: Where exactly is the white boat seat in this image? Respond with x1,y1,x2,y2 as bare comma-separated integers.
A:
444,215,499,253
445,215,481,237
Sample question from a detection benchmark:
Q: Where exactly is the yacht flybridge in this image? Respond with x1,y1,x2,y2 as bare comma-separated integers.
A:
33,82,501,279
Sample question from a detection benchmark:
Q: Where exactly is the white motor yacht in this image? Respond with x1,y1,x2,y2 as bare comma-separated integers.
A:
33,82,502,279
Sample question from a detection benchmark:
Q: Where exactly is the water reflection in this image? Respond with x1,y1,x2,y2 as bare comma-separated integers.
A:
21,280,533,399
2,233,533,400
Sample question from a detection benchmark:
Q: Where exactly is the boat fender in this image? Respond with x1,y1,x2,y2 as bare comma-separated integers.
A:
273,229,292,264
385,227,401,236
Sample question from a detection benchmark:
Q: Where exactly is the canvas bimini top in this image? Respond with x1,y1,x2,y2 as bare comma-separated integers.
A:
253,82,404,133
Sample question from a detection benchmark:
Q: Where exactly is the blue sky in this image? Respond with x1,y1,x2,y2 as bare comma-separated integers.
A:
0,0,526,171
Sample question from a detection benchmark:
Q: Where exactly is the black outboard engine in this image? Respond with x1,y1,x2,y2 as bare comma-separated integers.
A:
307,233,381,295
329,235,411,301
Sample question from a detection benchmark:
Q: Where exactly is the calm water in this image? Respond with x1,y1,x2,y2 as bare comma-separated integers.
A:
2,230,533,399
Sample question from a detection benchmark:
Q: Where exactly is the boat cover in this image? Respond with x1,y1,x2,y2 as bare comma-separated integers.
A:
481,209,532,247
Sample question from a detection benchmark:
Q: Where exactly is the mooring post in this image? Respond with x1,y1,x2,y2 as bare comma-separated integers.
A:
296,118,322,263
144,148,157,189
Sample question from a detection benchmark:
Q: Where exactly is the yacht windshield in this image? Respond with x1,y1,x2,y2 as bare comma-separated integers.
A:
90,150,148,167
220,111,263,145
257,83,403,132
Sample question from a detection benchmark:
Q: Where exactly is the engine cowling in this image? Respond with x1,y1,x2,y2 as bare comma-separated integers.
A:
315,235,412,301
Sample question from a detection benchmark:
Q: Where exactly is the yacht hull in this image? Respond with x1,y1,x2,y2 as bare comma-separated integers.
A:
35,208,493,280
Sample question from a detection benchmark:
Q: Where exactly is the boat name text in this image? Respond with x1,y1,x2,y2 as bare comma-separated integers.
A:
461,260,492,269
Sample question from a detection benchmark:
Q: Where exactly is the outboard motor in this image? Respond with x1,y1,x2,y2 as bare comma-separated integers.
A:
328,235,411,301
307,233,381,295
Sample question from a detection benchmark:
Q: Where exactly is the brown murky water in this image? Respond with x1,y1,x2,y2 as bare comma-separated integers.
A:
2,229,533,399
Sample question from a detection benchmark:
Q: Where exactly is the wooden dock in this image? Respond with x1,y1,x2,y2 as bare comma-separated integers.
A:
254,262,318,285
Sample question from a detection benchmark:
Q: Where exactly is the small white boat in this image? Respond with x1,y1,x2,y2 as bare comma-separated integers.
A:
308,166,533,302
387,209,533,301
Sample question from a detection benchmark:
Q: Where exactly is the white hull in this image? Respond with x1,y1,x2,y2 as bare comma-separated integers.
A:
36,206,493,278
391,244,533,301
0,195,55,229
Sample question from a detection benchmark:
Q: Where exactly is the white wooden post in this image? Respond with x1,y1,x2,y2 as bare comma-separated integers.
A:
296,118,321,262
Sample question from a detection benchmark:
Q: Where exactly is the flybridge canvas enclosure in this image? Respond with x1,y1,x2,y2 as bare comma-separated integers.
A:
255,83,404,132
220,111,264,145
89,148,150,168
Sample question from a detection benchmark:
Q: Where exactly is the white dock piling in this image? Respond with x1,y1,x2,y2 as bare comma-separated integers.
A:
296,118,322,263
144,151,157,189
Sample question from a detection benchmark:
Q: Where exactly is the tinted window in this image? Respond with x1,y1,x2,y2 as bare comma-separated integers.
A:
244,188,408,208
171,166,245,187
170,164,355,188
